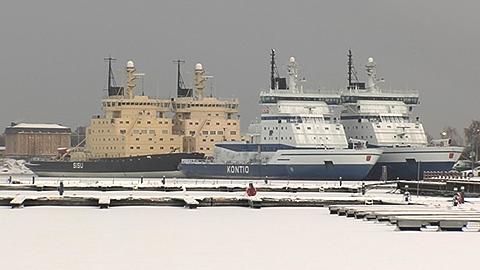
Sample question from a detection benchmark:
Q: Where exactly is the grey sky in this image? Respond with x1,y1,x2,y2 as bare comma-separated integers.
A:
0,1,478,138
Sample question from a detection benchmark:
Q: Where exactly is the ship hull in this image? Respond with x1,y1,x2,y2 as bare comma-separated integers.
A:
179,148,382,181
366,146,463,180
26,153,204,178
179,163,375,180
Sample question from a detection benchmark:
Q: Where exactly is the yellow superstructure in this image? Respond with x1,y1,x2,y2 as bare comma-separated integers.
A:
86,60,240,158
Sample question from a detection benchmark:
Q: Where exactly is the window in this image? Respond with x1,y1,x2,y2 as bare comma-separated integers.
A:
202,131,208,135
218,131,223,135
210,131,216,135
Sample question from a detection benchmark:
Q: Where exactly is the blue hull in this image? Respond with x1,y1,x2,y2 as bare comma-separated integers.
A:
179,163,374,181
366,161,456,180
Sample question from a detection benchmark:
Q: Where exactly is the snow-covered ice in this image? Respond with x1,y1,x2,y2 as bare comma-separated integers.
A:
0,207,479,270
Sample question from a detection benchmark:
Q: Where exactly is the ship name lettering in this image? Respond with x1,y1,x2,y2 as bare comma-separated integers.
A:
226,165,249,174
73,162,84,169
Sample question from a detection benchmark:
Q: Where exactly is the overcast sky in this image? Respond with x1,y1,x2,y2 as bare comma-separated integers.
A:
0,1,478,138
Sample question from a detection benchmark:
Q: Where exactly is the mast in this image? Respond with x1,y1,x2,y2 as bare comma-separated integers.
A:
173,59,185,97
104,56,116,92
270,49,276,90
347,50,353,87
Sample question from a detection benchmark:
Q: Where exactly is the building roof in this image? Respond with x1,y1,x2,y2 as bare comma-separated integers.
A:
5,123,71,134
11,123,69,129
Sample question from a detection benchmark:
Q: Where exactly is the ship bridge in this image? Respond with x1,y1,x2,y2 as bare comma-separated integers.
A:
340,89,419,105
260,90,341,106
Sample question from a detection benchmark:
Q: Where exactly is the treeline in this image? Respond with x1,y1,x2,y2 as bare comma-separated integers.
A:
436,120,480,160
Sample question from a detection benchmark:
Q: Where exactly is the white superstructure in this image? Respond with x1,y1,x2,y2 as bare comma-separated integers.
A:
341,57,427,147
179,53,382,180
339,54,463,179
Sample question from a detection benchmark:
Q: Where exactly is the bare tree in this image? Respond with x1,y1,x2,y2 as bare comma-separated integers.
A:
464,120,480,161
442,126,464,146
425,131,433,143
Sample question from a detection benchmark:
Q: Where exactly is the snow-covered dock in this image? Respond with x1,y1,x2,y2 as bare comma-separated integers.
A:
329,204,480,231
0,194,388,209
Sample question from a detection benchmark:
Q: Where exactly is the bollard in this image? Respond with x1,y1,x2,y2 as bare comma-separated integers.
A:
459,186,465,204
453,187,459,206
58,181,64,196
140,176,144,185
404,185,410,202
32,176,35,185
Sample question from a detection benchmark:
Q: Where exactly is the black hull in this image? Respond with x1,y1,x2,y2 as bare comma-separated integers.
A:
26,153,204,178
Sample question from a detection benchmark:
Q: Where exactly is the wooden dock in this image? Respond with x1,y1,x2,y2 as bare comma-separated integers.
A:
329,204,480,232
0,194,388,209
98,196,111,209
10,195,26,208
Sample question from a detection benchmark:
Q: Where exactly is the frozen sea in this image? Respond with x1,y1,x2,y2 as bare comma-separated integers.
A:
1,206,479,270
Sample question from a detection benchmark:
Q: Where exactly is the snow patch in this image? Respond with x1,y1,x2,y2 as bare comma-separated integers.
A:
0,159,33,175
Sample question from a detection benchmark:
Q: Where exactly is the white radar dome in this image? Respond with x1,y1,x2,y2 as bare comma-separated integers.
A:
127,60,135,68
368,57,374,63
289,56,295,63
195,63,203,70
